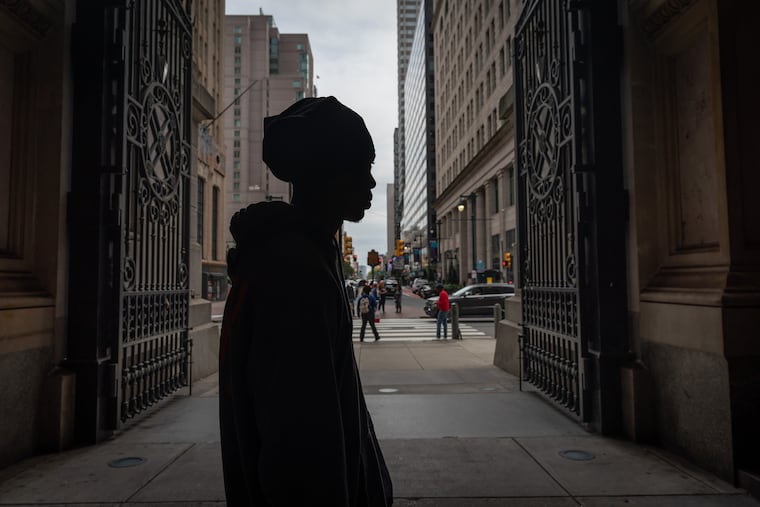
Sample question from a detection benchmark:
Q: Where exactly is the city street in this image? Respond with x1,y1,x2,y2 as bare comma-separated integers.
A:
0,299,756,506
351,287,497,341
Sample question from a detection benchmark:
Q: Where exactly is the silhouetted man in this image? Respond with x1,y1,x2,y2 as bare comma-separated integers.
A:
219,97,393,505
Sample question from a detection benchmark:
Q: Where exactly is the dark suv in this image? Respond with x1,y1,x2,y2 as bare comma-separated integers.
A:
424,283,515,317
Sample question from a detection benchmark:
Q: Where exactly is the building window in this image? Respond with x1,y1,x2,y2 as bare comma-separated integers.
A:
234,26,242,33
233,171,240,179
234,67,241,75
233,139,240,147
234,46,241,54
508,166,515,206
234,56,241,64
293,80,301,88
233,193,241,202
212,186,219,261
234,35,242,45
233,150,240,158
491,234,501,270
506,228,515,252
233,161,240,169
197,177,205,249
234,130,240,137
234,108,240,117
505,228,515,281
233,120,240,128
233,182,240,191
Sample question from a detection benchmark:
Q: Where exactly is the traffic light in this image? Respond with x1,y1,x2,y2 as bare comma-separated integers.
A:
395,239,404,256
503,252,512,269
367,249,379,267
343,234,353,256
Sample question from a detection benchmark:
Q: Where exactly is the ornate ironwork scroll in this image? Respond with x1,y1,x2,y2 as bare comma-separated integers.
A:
516,0,588,421
117,0,192,422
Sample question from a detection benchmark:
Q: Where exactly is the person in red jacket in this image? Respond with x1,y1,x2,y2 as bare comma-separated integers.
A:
436,283,450,339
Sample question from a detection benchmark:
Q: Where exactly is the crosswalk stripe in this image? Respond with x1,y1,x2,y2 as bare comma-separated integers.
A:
350,318,486,341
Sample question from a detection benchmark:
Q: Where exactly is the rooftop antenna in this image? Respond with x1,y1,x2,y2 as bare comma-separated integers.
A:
259,7,263,15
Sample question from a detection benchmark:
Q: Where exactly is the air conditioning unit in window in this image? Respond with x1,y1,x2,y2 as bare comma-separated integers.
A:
498,84,514,120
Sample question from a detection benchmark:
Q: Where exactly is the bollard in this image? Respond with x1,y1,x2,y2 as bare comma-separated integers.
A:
451,303,461,340
494,303,502,338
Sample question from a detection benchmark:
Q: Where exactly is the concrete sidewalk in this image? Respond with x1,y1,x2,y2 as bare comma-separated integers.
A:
0,338,756,506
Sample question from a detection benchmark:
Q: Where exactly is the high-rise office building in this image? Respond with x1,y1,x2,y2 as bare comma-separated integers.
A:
223,14,315,246
394,0,422,243
400,0,436,276
433,0,521,284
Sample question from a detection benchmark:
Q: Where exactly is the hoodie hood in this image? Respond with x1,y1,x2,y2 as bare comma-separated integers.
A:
229,201,300,248
226,201,336,279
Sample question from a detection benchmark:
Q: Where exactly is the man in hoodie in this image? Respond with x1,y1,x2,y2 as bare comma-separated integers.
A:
219,97,393,505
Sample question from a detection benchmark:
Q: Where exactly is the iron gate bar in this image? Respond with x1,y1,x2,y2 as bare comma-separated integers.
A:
515,0,587,421
117,0,192,423
68,0,192,441
515,0,628,432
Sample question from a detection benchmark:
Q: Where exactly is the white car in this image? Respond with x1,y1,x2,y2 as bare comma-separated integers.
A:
411,278,429,294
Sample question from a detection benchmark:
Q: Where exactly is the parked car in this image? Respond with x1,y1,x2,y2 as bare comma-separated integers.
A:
383,278,399,294
419,284,438,299
424,283,515,317
411,278,429,294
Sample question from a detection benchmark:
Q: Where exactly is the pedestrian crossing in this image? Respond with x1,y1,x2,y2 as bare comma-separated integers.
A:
351,318,486,341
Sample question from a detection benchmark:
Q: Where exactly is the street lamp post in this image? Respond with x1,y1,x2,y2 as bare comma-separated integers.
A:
458,193,477,278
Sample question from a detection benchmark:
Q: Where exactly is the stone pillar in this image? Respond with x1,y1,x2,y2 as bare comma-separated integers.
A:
484,180,494,269
619,0,760,483
458,204,472,283
476,187,487,274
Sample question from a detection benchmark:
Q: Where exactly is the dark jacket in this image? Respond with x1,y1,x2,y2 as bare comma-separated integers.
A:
219,202,393,506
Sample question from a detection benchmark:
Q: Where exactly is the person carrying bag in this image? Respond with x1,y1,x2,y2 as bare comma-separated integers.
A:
357,285,381,342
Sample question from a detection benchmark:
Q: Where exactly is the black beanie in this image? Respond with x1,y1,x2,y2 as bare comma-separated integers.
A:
262,96,375,184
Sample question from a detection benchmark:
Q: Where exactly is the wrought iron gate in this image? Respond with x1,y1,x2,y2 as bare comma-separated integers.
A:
69,0,192,436
118,0,192,423
515,0,627,428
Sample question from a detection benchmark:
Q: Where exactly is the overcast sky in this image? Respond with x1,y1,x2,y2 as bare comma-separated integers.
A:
226,1,398,268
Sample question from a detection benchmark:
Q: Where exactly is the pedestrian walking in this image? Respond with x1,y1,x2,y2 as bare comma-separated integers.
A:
357,285,381,342
436,283,450,339
378,280,387,313
345,282,356,316
219,96,392,506
394,283,403,313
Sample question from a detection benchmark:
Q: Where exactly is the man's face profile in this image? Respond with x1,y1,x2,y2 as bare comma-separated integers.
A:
335,157,376,223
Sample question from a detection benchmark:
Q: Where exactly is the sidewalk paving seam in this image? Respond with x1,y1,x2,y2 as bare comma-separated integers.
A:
512,436,581,505
644,449,727,494
406,342,427,370
123,442,197,503
647,447,740,494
